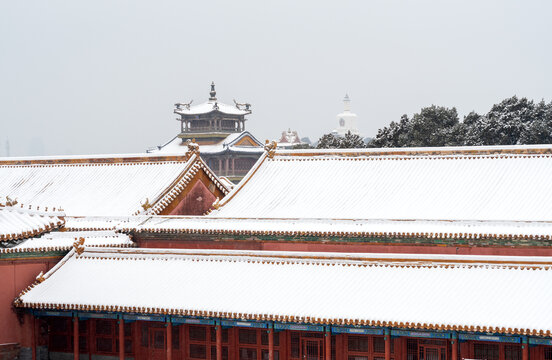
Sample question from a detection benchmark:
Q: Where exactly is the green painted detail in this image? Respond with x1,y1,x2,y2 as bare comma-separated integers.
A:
159,233,552,247
0,250,68,260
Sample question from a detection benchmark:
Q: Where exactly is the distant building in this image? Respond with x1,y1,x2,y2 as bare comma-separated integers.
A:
276,128,307,148
149,82,264,183
332,94,360,137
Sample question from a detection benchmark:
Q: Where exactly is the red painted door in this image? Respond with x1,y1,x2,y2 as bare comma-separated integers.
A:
149,328,166,360
302,338,324,360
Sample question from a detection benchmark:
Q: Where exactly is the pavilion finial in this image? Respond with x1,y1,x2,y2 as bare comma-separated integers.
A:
209,81,217,101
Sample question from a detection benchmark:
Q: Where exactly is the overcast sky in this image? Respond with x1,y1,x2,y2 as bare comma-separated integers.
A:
1,0,551,156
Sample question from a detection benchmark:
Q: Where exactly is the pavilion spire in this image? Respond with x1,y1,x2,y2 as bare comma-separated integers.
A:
209,81,217,101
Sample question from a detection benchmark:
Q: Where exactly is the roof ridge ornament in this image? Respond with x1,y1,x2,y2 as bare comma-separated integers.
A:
233,99,251,111
209,81,217,101
141,198,152,211
175,100,193,111
73,237,85,256
264,140,277,159
184,139,200,161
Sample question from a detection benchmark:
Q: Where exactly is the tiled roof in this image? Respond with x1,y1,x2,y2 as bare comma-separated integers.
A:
122,216,552,241
0,206,64,242
8,231,133,251
0,153,228,217
15,248,552,336
213,145,552,222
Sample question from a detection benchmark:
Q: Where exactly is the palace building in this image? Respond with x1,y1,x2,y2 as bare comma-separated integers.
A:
0,147,229,359
150,83,264,183
5,144,552,360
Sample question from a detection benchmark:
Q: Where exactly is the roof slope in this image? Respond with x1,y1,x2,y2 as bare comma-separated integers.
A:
0,205,64,242
0,152,228,217
153,131,264,155
16,248,552,336
213,145,552,222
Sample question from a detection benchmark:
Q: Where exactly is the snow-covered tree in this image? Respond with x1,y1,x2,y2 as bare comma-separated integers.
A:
316,132,366,149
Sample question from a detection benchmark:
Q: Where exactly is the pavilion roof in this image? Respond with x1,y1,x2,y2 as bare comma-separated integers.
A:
175,100,250,116
15,248,552,337
0,151,229,217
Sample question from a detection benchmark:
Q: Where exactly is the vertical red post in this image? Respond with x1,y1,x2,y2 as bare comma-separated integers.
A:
451,334,457,360
73,316,79,360
216,324,222,360
325,328,331,360
268,327,274,360
31,315,37,360
384,329,391,360
522,338,528,360
119,319,125,360
167,322,173,360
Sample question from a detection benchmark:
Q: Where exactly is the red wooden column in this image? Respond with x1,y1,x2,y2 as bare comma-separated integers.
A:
522,337,529,360
451,333,458,360
268,326,274,360
119,318,125,360
325,327,331,360
167,322,173,360
216,323,222,360
73,316,79,360
31,315,37,360
384,329,391,360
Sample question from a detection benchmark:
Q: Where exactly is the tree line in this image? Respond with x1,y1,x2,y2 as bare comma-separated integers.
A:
313,96,552,149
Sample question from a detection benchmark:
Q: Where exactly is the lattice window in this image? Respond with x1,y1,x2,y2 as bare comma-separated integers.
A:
238,328,281,360
474,343,499,360
544,347,552,360
94,319,133,355
505,345,521,360
189,325,228,360
349,336,369,352
48,317,72,352
407,339,418,360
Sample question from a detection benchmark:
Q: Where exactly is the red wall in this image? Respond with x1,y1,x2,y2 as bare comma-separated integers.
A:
0,259,58,346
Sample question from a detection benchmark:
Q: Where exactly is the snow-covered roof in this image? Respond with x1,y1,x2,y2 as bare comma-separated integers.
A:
213,145,552,222
16,248,552,336
153,132,264,155
175,100,250,116
0,205,65,242
121,216,552,241
0,152,228,217
2,231,133,253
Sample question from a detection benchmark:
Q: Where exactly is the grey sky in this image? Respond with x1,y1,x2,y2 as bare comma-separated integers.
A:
1,0,551,156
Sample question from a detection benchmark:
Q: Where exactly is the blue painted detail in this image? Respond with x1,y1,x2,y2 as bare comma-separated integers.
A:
274,323,324,332
458,334,520,343
391,330,451,339
171,317,215,325
123,314,166,322
332,326,384,335
33,310,72,317
528,338,552,346
76,312,118,320
221,320,268,329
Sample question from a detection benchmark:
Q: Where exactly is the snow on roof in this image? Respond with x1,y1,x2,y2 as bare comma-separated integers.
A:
175,100,250,116
0,153,228,217
122,216,552,241
0,205,65,242
16,248,552,336
152,132,264,155
213,145,552,222
3,231,133,253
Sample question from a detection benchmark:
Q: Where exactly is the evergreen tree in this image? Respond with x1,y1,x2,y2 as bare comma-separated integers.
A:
316,131,366,149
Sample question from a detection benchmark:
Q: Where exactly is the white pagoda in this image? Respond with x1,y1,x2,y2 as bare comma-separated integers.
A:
332,94,360,137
